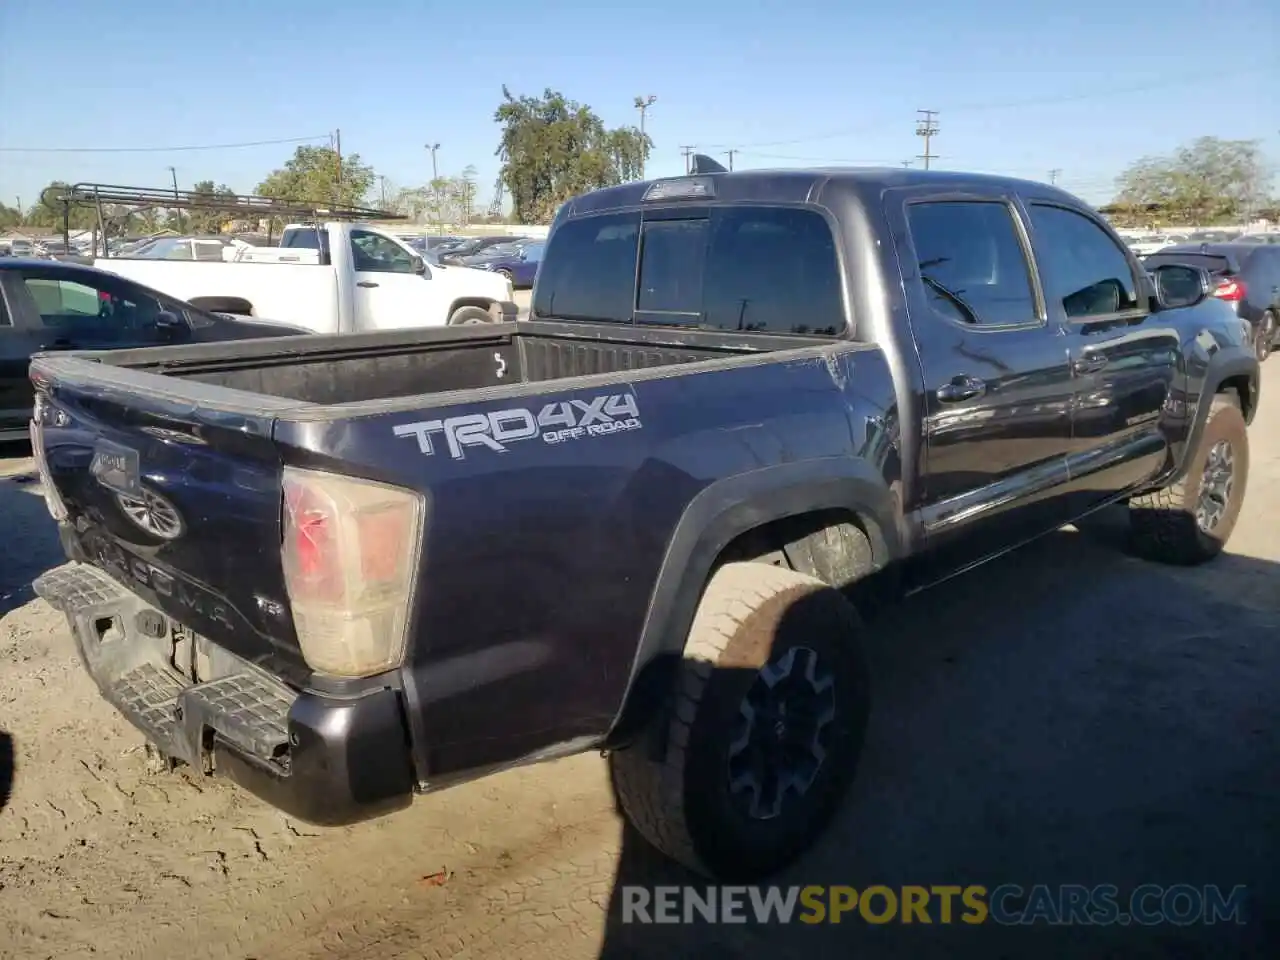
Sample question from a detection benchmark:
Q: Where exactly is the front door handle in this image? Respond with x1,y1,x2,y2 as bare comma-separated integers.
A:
1071,352,1108,375
356,281,379,288
936,375,986,403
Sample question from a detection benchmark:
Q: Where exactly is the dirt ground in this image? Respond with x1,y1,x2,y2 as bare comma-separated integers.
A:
1,363,1277,959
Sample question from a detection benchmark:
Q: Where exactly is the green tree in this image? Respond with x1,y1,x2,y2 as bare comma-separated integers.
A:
494,86,651,224
186,179,239,234
257,145,377,220
1112,137,1273,225
23,181,101,230
0,203,21,230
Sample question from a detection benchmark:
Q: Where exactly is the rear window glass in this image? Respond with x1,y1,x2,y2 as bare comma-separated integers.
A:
534,206,846,336
1142,253,1233,274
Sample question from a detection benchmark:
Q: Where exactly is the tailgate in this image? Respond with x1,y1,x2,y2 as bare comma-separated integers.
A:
29,354,309,682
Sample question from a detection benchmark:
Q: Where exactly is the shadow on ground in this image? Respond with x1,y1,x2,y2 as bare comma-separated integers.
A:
598,511,1279,959
0,462,64,618
0,730,13,814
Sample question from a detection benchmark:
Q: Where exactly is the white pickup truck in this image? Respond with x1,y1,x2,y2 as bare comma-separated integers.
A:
93,222,516,334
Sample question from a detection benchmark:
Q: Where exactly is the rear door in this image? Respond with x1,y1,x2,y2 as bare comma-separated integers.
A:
888,188,1076,578
1024,201,1177,504
0,280,33,437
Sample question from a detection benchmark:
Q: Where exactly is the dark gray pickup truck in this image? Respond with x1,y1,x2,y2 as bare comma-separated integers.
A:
30,165,1259,881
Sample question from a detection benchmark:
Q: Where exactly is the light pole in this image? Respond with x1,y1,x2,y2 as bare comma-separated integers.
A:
167,166,182,233
426,142,440,228
634,96,656,179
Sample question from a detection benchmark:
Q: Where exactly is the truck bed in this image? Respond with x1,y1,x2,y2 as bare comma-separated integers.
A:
45,320,823,406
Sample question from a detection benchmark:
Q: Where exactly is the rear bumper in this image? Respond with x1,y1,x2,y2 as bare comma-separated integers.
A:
33,562,415,826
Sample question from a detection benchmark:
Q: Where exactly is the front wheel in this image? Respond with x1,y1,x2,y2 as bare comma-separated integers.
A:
1128,395,1249,565
609,562,870,881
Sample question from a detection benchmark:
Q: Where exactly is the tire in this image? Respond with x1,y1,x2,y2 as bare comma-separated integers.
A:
1128,394,1249,565
1257,310,1276,363
610,561,871,881
448,305,493,325
496,269,514,284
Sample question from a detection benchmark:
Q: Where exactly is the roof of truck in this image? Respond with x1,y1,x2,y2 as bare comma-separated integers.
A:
564,167,1083,218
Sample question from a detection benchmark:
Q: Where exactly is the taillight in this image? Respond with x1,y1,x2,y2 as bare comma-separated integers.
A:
281,466,425,678
1212,278,1245,302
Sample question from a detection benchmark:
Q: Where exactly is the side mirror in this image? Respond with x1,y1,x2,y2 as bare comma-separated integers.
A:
411,255,427,275
154,310,182,327
1151,263,1210,310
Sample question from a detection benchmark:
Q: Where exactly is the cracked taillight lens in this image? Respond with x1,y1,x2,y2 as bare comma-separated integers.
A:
281,466,424,678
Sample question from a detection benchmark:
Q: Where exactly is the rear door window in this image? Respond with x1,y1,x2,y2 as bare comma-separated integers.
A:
906,201,1038,327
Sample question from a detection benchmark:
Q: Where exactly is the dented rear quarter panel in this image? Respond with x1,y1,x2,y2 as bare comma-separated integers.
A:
272,341,899,780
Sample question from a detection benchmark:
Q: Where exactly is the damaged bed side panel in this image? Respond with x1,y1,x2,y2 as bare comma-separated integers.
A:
271,340,900,781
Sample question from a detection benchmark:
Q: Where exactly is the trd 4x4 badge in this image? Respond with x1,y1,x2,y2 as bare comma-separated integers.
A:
393,392,642,460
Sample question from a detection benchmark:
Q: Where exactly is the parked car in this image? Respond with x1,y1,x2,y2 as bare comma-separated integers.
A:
436,235,526,265
1234,233,1280,245
126,236,242,262
0,259,311,443
462,240,545,288
92,222,516,334
29,167,1257,882
1143,242,1280,361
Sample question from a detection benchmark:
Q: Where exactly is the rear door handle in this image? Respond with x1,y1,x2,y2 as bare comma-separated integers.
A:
1071,352,1108,375
936,375,986,403
356,281,379,288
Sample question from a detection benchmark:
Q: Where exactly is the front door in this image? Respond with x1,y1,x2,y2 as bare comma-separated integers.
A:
890,190,1075,582
349,229,434,330
1022,201,1177,506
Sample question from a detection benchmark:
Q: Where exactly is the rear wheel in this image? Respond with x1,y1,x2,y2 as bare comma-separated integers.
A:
1128,394,1248,565
1257,310,1275,363
448,305,492,325
610,561,870,881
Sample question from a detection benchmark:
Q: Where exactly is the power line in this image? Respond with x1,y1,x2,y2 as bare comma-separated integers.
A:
695,67,1255,151
0,134,329,154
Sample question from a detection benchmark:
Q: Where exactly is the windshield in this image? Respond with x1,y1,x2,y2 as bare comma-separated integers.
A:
130,238,192,259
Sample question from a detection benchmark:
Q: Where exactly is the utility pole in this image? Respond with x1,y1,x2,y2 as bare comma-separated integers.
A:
15,196,21,223
634,95,656,179
726,149,737,171
1049,168,1061,185
379,175,388,208
167,166,181,233
915,110,939,170
901,160,913,168
426,142,441,228
680,145,695,174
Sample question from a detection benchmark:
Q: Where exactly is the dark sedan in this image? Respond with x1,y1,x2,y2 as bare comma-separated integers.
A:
0,259,310,442
1144,242,1280,362
461,240,545,289
437,235,527,265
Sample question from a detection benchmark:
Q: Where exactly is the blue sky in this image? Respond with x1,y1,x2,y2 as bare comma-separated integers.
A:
2,0,1277,212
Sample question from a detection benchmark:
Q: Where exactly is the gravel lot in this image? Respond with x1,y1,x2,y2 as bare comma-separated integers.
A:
1,359,1277,959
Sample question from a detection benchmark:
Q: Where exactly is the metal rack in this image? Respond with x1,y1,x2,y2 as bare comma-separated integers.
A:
41,183,405,255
